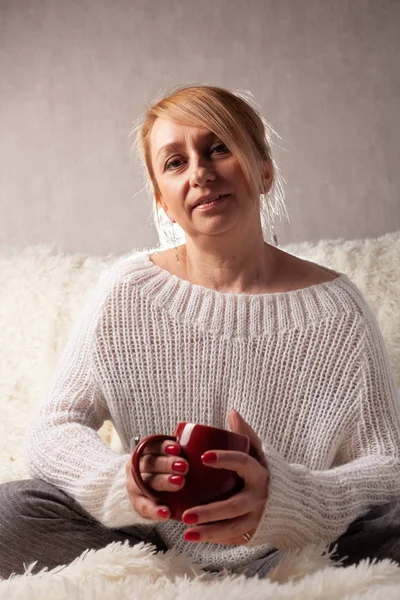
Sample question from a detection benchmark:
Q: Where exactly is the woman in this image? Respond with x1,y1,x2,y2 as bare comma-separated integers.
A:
1,84,399,579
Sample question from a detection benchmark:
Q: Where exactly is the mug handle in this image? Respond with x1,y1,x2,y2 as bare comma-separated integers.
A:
131,434,177,500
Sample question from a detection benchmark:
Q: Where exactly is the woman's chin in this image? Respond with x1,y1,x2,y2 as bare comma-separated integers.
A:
191,219,245,239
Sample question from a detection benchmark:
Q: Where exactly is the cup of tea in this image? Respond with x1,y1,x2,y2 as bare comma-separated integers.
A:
131,422,250,521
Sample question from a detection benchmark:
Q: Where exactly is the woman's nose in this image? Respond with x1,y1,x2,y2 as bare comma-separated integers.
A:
189,162,217,187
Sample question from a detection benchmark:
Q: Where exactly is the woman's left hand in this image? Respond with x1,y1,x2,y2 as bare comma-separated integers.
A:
181,409,269,546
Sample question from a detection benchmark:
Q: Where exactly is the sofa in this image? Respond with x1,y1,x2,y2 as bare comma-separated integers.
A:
0,230,399,598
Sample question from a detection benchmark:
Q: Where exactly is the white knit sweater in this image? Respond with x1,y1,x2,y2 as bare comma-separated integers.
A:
26,250,400,571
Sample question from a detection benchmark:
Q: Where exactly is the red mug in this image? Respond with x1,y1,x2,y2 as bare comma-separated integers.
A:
131,422,250,521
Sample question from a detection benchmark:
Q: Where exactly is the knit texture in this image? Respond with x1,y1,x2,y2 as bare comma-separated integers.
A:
25,251,400,572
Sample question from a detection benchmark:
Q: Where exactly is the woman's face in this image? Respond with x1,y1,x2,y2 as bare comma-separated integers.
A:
149,117,269,241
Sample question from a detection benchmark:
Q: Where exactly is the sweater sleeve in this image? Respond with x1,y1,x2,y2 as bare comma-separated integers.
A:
25,263,152,528
249,311,400,550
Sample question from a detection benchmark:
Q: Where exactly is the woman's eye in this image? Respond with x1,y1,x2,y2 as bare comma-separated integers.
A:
165,158,183,170
212,143,229,154
164,144,229,171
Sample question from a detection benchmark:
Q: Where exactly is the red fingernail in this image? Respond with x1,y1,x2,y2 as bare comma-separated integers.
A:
182,513,198,525
169,475,184,486
157,508,169,518
184,531,200,542
201,451,217,463
172,461,187,473
166,445,180,456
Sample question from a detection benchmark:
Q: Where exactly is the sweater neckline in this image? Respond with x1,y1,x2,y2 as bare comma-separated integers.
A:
124,252,357,338
139,252,348,301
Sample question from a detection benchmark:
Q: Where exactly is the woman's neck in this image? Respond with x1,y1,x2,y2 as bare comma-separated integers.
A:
176,238,278,295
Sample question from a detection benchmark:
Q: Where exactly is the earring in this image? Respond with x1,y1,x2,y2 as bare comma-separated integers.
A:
270,223,279,247
262,194,279,248
262,176,278,247
169,218,180,265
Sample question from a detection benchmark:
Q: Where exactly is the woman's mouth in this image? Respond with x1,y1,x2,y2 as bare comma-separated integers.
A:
194,194,230,211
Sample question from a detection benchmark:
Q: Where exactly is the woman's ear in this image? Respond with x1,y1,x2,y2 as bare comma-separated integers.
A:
262,161,274,194
156,192,175,223
155,190,166,214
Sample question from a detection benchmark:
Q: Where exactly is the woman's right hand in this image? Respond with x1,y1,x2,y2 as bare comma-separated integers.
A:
125,439,189,521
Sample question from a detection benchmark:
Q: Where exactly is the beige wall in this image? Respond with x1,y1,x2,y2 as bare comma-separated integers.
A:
0,0,399,255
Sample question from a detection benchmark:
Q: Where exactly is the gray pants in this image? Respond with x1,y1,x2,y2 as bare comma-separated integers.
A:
0,479,167,579
0,479,399,579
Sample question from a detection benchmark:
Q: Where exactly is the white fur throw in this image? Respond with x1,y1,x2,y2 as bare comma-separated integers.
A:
0,231,399,597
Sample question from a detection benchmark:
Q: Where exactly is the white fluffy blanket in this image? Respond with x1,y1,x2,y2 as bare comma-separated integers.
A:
0,232,400,598
2,542,400,600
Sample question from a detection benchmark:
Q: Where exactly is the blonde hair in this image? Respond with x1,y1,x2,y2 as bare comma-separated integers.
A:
130,84,288,246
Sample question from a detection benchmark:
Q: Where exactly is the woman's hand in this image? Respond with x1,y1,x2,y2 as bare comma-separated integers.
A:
181,409,269,545
125,438,189,521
